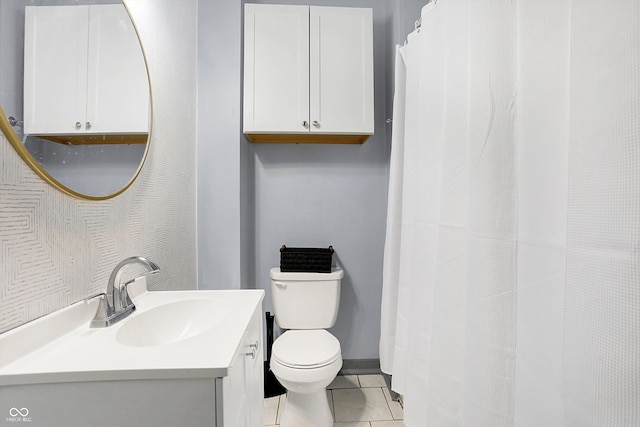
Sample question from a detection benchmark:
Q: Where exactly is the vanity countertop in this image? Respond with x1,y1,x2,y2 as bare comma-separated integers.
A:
0,288,264,386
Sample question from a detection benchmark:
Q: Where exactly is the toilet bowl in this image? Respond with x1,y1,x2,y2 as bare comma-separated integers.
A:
269,267,344,427
270,330,342,426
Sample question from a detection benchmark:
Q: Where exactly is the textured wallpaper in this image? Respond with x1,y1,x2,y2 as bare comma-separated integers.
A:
0,0,198,333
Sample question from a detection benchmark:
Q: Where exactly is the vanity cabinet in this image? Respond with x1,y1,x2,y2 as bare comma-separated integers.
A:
217,305,264,426
23,4,149,140
0,290,265,427
243,4,374,144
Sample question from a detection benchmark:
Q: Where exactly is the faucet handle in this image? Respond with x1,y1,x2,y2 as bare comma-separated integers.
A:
88,293,115,328
84,292,106,304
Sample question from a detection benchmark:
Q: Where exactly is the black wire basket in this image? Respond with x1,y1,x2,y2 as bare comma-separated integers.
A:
279,245,334,273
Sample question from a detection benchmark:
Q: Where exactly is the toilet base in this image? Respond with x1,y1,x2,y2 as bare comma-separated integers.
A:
280,390,333,427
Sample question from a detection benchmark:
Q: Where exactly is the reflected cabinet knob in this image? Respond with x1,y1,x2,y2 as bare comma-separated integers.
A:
312,121,320,127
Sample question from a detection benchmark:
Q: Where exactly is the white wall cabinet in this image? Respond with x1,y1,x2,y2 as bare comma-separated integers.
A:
243,4,374,144
24,4,149,139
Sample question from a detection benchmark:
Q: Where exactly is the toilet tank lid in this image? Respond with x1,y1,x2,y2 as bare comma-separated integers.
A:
270,267,343,281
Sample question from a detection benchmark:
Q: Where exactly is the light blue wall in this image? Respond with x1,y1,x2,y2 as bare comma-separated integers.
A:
197,0,245,290
197,0,424,360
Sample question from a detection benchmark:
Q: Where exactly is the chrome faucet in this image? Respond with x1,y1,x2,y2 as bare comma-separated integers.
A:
90,256,160,328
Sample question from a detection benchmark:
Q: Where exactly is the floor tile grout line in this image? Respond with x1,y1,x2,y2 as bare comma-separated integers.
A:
328,389,335,422
266,374,404,426
380,385,396,421
382,383,405,422
331,389,336,422
381,386,397,423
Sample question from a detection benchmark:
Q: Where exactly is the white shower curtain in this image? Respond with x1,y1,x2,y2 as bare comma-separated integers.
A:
380,1,639,426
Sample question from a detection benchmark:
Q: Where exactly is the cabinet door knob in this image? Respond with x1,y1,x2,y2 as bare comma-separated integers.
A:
302,121,309,128
245,340,259,359
312,121,320,127
85,121,92,129
75,121,82,129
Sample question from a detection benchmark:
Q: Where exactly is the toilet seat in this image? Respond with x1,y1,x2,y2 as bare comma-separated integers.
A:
272,330,341,369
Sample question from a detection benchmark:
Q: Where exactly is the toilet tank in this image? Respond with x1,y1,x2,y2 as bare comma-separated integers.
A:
270,267,343,329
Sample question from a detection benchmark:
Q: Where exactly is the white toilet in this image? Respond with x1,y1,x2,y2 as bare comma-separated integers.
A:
269,267,344,427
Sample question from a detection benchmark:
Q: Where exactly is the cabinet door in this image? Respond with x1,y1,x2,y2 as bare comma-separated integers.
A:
244,308,264,426
220,306,264,427
221,334,249,427
309,7,374,135
243,4,309,133
24,6,89,135
86,4,149,134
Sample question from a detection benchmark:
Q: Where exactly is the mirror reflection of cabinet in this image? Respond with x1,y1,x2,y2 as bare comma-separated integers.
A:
24,4,149,144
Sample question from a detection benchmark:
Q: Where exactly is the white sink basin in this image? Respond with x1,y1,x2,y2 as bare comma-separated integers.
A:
116,298,229,347
0,288,264,386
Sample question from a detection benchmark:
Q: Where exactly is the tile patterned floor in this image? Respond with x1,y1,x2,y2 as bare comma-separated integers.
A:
264,374,404,427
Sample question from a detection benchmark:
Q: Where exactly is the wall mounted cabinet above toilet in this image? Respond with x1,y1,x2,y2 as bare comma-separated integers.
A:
243,4,374,144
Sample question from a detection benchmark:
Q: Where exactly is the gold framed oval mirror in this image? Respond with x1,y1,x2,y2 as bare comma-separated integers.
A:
0,0,151,200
